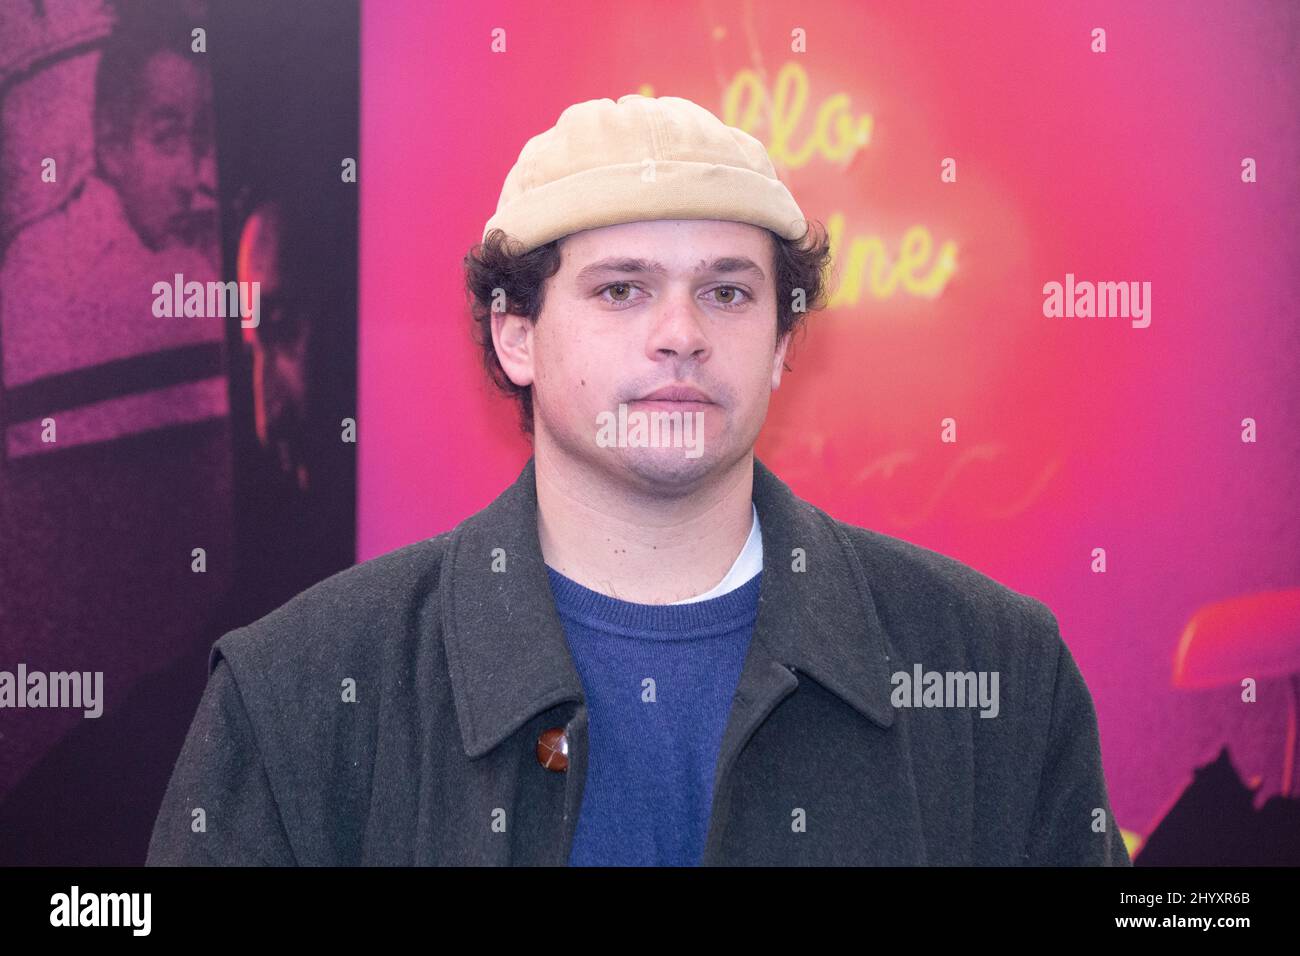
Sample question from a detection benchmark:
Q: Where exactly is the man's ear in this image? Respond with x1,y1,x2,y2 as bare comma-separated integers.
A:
771,328,792,391
491,308,536,389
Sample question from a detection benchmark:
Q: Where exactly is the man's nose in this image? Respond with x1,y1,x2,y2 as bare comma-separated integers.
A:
647,289,711,360
188,151,217,206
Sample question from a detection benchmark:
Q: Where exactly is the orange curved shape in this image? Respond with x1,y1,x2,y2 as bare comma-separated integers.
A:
1172,588,1300,689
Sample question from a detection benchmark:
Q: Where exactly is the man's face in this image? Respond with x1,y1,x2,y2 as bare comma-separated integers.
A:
98,49,216,252
493,219,790,492
238,207,313,491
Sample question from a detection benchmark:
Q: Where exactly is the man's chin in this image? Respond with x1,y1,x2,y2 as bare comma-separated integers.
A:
615,447,718,493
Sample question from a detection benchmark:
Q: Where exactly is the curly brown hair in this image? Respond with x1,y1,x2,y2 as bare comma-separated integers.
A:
463,220,834,436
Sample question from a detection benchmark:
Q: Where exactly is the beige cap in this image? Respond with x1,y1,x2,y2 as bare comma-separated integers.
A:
482,93,808,253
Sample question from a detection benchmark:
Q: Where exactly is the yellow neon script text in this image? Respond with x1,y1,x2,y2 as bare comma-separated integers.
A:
720,62,959,301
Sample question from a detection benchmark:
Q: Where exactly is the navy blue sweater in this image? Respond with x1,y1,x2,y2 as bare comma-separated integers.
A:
544,566,761,866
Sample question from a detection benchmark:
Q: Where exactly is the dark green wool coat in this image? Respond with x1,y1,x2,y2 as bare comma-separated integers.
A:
147,456,1131,866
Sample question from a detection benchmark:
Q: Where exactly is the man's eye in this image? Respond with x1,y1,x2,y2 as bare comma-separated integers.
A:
598,282,642,306
708,285,750,308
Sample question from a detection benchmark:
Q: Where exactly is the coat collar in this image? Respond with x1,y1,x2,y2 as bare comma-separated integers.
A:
441,454,897,758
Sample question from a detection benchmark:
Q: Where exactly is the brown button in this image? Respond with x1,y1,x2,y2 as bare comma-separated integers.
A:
536,727,569,771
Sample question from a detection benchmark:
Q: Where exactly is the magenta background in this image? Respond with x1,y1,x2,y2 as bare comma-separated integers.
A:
357,0,1300,844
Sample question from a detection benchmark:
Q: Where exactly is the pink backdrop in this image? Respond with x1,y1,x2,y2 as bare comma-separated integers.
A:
358,0,1300,851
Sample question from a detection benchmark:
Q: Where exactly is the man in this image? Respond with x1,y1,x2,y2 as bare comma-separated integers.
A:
0,15,224,451
147,94,1129,866
0,12,233,860
227,198,342,622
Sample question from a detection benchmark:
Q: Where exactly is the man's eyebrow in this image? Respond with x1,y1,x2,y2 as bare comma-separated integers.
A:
574,256,767,283
700,257,767,282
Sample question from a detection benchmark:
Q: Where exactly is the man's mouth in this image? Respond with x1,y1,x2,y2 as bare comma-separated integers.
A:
633,384,714,408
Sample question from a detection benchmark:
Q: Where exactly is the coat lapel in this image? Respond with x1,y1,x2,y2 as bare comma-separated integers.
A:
441,455,585,759
699,458,928,864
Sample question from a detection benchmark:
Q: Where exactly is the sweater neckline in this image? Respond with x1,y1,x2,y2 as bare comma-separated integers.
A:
544,564,761,639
